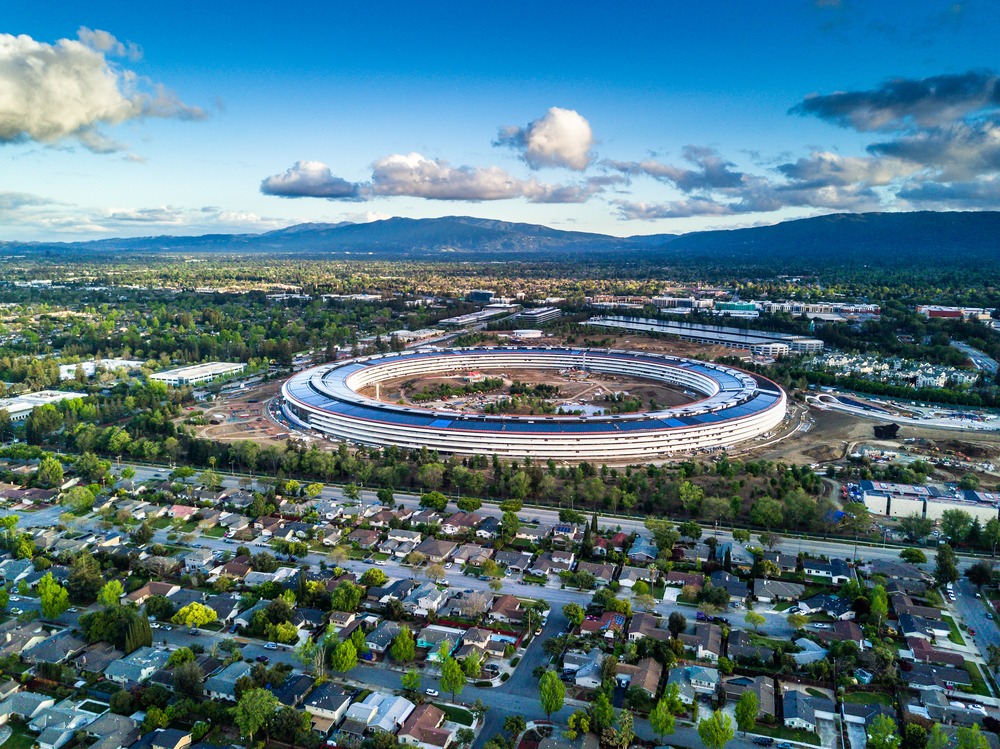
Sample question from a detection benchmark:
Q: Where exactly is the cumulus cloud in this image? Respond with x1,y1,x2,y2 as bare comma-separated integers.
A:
868,117,1000,181
898,177,1000,208
790,70,1000,132
260,154,613,204
260,161,361,199
607,146,747,191
495,107,594,170
0,28,204,152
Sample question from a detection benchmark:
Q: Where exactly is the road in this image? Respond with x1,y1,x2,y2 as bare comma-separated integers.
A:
955,579,1000,674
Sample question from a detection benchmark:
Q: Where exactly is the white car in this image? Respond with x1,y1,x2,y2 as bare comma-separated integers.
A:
9,596,19,602
10,608,22,615
150,622,161,629
425,688,439,697
444,562,453,570
375,560,388,567
812,623,830,629
265,641,278,650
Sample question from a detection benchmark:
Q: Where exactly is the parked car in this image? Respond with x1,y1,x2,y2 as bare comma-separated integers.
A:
752,738,774,746
777,743,794,749
444,562,453,569
265,641,278,650
425,688,439,697
256,655,269,663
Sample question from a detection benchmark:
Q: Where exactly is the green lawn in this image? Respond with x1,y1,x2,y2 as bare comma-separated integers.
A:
843,691,893,706
348,548,369,560
774,601,794,612
151,517,171,529
202,527,226,538
753,724,821,745
965,661,990,697
522,574,547,585
1,721,37,749
371,552,390,561
805,688,827,698
943,615,966,646
433,703,474,726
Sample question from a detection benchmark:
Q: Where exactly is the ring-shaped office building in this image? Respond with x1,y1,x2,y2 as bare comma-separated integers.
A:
281,347,786,461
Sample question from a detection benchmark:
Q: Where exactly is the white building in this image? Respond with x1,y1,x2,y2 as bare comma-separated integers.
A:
0,391,82,422
150,362,246,386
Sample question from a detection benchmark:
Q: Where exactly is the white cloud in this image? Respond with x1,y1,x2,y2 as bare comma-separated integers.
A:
0,28,203,152
496,107,594,170
260,160,360,198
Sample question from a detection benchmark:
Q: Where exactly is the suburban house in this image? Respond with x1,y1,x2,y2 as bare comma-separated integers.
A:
723,676,777,718
104,647,170,685
754,579,805,604
627,612,671,643
802,558,851,584
619,566,652,588
576,561,616,585
627,533,658,563
205,661,253,701
783,691,836,733
493,550,534,573
728,629,774,665
344,692,416,735
796,594,856,620
303,683,352,732
898,613,951,641
475,516,501,540
614,657,663,698
397,703,454,749
366,621,404,654
680,622,723,662
489,595,523,625
414,539,458,564
709,570,748,599
689,665,721,695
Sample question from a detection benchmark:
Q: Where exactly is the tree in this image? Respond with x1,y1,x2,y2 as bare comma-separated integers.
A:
935,544,960,586
966,560,994,587
758,531,781,550
38,572,69,618
360,568,388,587
67,552,104,603
678,520,702,541
735,691,758,736
456,728,476,748
744,611,765,632
131,521,154,546
870,584,888,629
331,640,358,673
899,514,934,543
401,668,421,693
168,647,196,666
172,603,218,628
457,497,482,512
617,709,635,749
463,651,482,678
984,518,1000,557
900,548,927,565
927,725,949,749
956,724,989,749
36,456,64,488
233,688,278,741
590,692,615,731
732,529,751,544
440,656,466,701
563,603,586,629
426,563,446,583
419,490,448,512
866,714,901,749
668,611,688,637
504,715,527,737
902,724,928,749
650,697,676,742
787,613,808,631
698,710,735,749
174,660,205,697
97,580,124,608
941,509,974,544
538,669,565,718
391,626,416,663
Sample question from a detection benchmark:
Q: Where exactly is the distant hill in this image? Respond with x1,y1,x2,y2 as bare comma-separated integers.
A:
2,211,999,271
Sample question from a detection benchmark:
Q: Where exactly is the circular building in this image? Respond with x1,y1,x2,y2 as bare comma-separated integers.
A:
280,347,786,461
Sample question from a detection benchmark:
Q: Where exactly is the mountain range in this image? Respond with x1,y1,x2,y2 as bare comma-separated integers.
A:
3,211,999,271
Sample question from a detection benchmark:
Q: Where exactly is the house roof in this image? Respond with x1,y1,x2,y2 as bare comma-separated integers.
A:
615,657,662,694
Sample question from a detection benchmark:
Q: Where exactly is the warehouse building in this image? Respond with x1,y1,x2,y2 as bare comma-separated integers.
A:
590,316,824,355
150,362,246,387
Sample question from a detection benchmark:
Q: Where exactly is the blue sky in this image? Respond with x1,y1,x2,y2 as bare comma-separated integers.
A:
2,1,999,241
